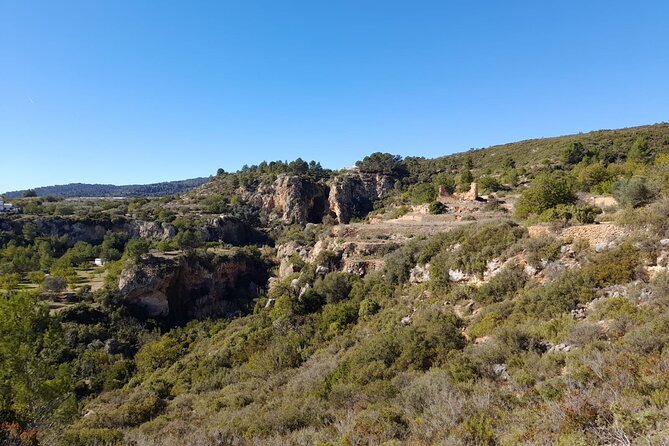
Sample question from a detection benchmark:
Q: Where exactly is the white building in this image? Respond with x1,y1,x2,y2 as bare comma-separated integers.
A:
0,200,18,213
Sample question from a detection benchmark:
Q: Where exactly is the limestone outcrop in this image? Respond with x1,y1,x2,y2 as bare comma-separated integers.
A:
327,172,395,224
0,216,112,244
273,175,330,224
243,174,331,224
126,220,175,240
0,216,177,244
0,214,262,247
200,215,267,245
240,170,396,224
117,252,269,322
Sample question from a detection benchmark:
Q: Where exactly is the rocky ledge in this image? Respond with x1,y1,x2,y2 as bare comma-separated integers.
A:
241,170,396,224
117,251,270,323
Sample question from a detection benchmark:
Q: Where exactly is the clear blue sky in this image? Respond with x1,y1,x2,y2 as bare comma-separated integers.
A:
1,1,668,192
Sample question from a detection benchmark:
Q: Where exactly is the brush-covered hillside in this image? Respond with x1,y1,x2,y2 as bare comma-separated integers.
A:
2,178,210,199
3,124,669,445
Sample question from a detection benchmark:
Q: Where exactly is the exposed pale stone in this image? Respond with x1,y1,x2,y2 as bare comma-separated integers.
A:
492,363,510,381
328,172,395,223
409,263,431,283
118,254,267,321
448,269,470,282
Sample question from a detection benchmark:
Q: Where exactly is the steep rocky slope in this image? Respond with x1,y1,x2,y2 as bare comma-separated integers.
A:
117,250,270,323
0,215,261,246
192,170,397,224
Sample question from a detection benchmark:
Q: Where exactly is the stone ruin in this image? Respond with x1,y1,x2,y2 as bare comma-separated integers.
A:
467,182,478,201
439,182,478,201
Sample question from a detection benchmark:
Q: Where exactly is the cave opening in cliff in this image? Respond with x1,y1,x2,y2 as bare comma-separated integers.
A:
306,187,330,224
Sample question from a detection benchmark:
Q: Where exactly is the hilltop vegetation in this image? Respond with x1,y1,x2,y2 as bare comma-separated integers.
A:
4,124,669,445
2,177,210,199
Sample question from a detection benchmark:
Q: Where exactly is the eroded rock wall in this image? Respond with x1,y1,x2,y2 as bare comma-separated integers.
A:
328,172,395,224
0,215,258,246
240,171,395,225
242,174,331,224
117,252,270,323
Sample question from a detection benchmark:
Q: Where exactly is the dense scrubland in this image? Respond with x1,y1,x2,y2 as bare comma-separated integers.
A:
3,123,669,445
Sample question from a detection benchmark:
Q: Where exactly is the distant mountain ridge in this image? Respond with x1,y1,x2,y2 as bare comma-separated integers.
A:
2,177,210,198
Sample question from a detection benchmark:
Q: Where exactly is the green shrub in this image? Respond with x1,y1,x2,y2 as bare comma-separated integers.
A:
384,243,420,285
312,272,356,304
482,197,507,213
428,201,447,214
429,221,527,279
445,350,478,383
102,360,136,391
334,335,401,386
316,300,359,339
622,315,669,353
515,269,594,319
627,136,654,165
0,273,20,290
115,391,165,427
539,204,601,224
515,173,576,219
458,413,497,446
433,174,456,194
102,260,124,290
42,276,67,292
572,161,616,192
26,271,45,284
585,243,640,286
173,229,204,252
50,263,78,284
388,206,410,219
396,311,465,370
589,297,638,322
458,169,474,189
563,142,588,165
571,205,601,224
478,176,504,193
406,183,436,204
135,336,187,375
613,177,657,208
359,298,380,319
515,236,564,267
0,292,75,428
617,198,669,234
124,238,150,261
248,330,305,373
476,265,528,304
469,302,514,338
59,428,123,446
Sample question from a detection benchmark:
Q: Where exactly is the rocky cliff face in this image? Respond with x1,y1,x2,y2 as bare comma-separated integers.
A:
272,175,331,224
0,216,177,244
328,172,395,223
0,215,260,247
200,215,268,245
0,216,112,244
126,220,175,240
117,252,269,323
241,171,395,225
243,174,331,224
